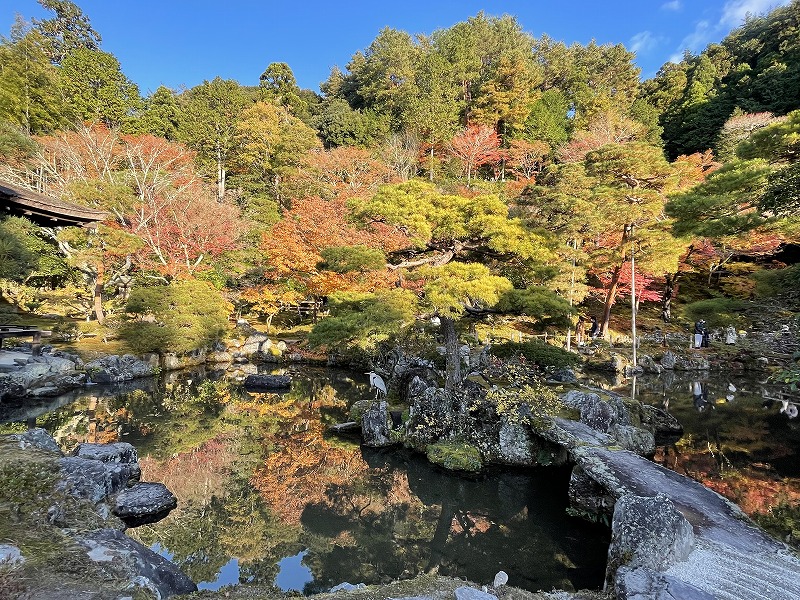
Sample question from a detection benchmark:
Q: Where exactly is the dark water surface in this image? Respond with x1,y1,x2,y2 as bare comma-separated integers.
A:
601,370,800,516
0,367,610,594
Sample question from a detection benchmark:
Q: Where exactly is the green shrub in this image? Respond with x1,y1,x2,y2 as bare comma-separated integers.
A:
119,279,232,355
318,245,386,273
753,500,800,550
490,339,580,370
753,263,800,297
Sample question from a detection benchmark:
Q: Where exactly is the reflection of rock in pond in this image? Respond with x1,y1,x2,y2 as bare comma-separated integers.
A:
350,448,609,591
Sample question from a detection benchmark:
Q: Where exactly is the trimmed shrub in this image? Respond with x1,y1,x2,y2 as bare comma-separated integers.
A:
490,339,580,370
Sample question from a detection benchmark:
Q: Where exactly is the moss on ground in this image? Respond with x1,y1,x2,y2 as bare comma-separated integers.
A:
0,439,154,600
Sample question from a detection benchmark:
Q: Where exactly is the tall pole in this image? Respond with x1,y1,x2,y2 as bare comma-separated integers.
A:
630,227,637,369
566,238,578,352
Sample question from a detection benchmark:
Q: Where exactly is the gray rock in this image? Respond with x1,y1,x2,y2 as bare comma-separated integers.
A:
492,571,508,587
84,354,155,383
561,390,602,411
407,375,432,398
586,352,630,373
615,566,715,600
0,375,25,400
582,399,617,433
77,528,196,598
454,587,498,600
661,351,709,371
0,544,24,566
240,333,269,355
362,401,393,447
641,405,683,438
206,350,233,363
28,355,77,372
58,456,120,503
607,493,694,583
610,424,655,456
113,482,177,527
243,374,292,390
73,442,139,466
497,420,534,465
73,442,141,482
330,582,367,592
568,465,616,519
8,427,62,454
637,354,663,375
550,367,577,382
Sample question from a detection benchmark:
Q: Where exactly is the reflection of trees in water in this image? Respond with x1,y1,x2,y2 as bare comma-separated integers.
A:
132,473,299,584
23,369,609,591
298,456,607,594
635,373,800,517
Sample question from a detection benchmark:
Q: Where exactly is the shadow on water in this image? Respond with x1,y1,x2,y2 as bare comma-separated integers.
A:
0,365,610,594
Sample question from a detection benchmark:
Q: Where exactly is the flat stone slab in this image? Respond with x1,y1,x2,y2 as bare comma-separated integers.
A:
555,418,800,600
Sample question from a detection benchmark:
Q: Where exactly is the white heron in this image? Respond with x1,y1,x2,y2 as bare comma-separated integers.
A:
365,371,387,398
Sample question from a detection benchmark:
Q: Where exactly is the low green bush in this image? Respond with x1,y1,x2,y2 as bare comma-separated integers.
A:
489,339,580,370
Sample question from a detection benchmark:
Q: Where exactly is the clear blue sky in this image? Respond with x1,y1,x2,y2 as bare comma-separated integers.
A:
2,0,792,96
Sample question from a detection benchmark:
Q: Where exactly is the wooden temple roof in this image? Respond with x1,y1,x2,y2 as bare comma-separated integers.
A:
0,179,108,227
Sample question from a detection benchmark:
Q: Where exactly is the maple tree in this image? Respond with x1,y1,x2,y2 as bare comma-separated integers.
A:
257,195,409,317
448,124,504,186
297,146,394,199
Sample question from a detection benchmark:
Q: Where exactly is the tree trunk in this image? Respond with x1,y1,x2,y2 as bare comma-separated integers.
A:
216,146,225,201
441,316,461,392
600,264,622,339
429,146,435,181
661,273,678,322
93,260,105,324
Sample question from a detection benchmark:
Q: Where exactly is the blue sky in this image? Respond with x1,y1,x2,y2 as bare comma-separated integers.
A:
2,0,792,96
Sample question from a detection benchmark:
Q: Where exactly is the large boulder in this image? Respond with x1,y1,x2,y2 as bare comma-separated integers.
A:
0,375,25,400
405,386,468,447
606,493,695,587
84,354,156,383
8,427,63,455
661,351,710,371
615,566,716,600
113,482,177,527
73,442,141,481
243,374,292,390
2,358,86,398
641,405,684,439
361,401,393,447
77,528,197,598
58,456,131,503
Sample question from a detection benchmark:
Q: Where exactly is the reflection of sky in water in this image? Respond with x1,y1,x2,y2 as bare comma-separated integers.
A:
198,558,240,591
152,543,240,591
275,550,313,592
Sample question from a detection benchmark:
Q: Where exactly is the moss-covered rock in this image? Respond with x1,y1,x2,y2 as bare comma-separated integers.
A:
426,441,483,472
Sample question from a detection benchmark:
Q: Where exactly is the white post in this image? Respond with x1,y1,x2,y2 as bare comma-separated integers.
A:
630,228,637,369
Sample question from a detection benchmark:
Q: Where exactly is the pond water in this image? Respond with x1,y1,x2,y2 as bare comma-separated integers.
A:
0,366,610,594
595,370,800,516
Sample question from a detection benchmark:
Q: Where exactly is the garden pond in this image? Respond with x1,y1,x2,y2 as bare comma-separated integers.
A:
1,365,797,592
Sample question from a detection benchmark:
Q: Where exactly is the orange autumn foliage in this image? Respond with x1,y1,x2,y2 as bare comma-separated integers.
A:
260,195,409,297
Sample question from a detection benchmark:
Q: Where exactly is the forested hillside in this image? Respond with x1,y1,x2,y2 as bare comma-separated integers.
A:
1,0,799,363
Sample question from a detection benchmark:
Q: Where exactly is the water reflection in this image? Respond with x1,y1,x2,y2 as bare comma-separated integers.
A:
0,367,609,594
612,372,800,518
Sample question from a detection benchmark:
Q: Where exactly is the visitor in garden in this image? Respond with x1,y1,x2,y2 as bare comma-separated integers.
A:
693,320,707,348
576,315,587,346
588,316,599,339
